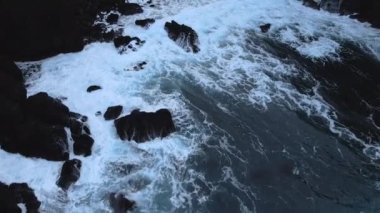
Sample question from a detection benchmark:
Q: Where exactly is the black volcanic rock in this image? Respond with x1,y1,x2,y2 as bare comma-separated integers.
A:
114,109,175,143
113,36,141,49
2,120,70,161
260,23,271,33
164,21,200,53
340,0,380,28
57,159,82,190
0,0,98,61
87,85,102,92
25,92,70,126
118,3,143,16
73,134,94,157
106,13,119,24
0,182,41,213
109,193,136,213
135,18,155,28
104,105,123,120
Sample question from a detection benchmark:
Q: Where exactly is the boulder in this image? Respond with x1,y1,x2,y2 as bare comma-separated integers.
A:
0,182,40,213
118,3,143,16
164,21,200,53
135,18,155,28
106,13,119,24
104,105,123,120
259,23,271,33
73,134,94,157
114,109,175,143
57,159,82,190
25,92,70,126
113,36,142,49
109,193,136,213
87,85,102,92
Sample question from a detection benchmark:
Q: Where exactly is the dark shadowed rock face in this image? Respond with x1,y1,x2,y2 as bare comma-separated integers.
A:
73,134,94,157
0,182,41,213
57,159,82,190
114,109,176,143
106,13,119,24
104,105,123,120
118,3,143,16
340,0,380,28
164,21,200,53
109,193,136,213
260,24,271,33
135,18,155,28
25,92,70,126
113,36,141,48
0,0,96,61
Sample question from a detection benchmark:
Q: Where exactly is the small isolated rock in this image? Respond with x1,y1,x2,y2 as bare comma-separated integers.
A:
104,105,123,120
87,85,102,93
109,193,136,213
164,20,200,53
95,111,102,116
73,134,94,157
106,13,119,24
57,159,82,190
260,23,271,33
135,18,155,28
133,61,147,71
118,3,143,16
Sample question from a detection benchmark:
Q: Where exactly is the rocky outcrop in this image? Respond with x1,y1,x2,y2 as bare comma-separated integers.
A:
104,105,123,121
106,13,120,24
164,21,200,53
135,18,155,28
302,0,320,10
0,182,41,212
0,58,92,161
57,159,82,190
109,193,136,213
114,109,175,143
0,0,145,61
87,85,102,93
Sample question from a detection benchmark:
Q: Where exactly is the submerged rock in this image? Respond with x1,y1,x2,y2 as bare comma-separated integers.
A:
109,193,136,213
0,182,41,212
87,85,102,93
135,18,155,28
114,109,175,143
57,159,82,190
303,0,320,10
164,21,200,53
260,23,271,33
104,105,123,120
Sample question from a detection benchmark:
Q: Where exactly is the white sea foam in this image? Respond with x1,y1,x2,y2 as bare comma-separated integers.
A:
2,0,380,211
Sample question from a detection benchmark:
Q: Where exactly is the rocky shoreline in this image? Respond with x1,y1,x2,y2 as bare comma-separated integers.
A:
1,0,379,212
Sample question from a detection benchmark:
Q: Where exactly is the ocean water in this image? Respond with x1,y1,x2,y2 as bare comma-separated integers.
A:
1,0,380,212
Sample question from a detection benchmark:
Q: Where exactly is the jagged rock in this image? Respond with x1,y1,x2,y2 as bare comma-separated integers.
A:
340,0,380,28
114,109,175,143
106,13,119,24
104,105,123,120
109,193,136,213
57,159,82,190
113,36,141,48
73,134,94,157
0,182,41,213
135,18,155,28
133,62,147,71
25,92,70,126
87,85,102,92
260,23,271,33
164,21,200,53
118,3,143,16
